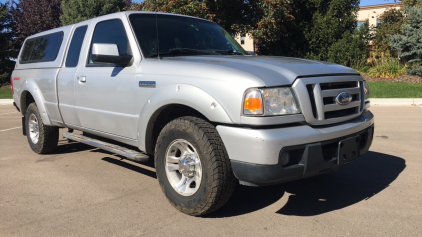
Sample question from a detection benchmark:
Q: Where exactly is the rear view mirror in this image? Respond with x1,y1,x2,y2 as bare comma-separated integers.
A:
91,43,132,65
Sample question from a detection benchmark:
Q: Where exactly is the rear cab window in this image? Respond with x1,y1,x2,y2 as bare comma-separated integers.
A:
20,32,64,64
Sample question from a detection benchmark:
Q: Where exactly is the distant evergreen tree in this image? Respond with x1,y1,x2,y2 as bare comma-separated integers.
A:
0,2,17,86
61,0,126,25
390,0,422,76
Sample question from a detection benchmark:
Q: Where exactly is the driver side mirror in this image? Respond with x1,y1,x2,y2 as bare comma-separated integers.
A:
91,43,132,65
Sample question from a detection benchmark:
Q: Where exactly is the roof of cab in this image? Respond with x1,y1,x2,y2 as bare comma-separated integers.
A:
124,11,213,22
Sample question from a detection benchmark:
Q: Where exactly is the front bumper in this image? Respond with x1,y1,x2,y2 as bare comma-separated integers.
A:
216,111,374,186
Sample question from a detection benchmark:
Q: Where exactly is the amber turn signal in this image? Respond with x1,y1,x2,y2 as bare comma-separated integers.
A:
243,89,263,115
244,98,262,113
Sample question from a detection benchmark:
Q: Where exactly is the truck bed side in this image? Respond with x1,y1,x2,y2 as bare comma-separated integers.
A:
12,25,75,126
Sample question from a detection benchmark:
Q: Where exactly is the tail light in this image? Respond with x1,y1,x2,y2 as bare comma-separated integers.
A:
10,76,13,94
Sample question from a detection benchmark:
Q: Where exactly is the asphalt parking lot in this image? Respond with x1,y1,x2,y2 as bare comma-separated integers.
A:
1,103,421,236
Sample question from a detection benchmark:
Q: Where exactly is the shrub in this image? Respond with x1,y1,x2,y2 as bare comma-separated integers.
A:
367,58,406,78
389,0,422,76
353,64,371,73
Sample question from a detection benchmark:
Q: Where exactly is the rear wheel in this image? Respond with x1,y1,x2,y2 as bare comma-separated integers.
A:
155,116,236,216
25,103,59,154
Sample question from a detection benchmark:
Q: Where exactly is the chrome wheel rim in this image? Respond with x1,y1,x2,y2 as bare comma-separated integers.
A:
28,114,39,144
165,139,202,196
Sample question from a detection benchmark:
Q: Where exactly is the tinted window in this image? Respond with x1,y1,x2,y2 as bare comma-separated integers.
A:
66,26,88,67
129,14,246,58
88,19,131,65
20,32,64,63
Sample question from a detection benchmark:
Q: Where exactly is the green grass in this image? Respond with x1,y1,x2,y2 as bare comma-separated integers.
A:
0,88,13,99
367,82,422,98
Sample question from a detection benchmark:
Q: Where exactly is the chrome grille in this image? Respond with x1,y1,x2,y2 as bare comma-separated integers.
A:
293,76,364,125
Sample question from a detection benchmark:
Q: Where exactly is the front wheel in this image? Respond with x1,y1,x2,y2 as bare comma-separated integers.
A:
155,116,236,216
25,103,59,154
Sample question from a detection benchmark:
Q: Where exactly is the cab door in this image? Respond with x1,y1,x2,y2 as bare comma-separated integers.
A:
73,17,141,140
57,22,90,126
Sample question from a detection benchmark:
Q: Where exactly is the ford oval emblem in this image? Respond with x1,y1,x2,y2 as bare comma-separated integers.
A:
335,92,352,105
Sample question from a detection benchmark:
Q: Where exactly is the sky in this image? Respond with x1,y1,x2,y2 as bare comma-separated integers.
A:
0,0,400,7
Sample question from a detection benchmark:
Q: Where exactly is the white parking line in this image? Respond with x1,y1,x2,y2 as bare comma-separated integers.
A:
0,112,18,115
0,126,22,132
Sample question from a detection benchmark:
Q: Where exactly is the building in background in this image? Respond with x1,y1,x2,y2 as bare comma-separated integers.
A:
357,2,401,29
234,33,255,53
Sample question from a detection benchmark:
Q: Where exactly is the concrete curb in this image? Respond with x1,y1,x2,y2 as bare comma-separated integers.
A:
0,99,14,105
371,98,422,106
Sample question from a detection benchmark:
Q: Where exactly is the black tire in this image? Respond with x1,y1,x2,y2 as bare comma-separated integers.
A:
25,103,59,154
155,116,236,216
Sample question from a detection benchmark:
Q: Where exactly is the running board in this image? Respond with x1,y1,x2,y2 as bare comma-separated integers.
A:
63,133,149,162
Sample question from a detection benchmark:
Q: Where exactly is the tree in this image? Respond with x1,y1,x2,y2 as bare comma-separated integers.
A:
0,2,17,86
401,0,422,7
328,21,370,67
61,0,126,25
236,0,360,60
303,0,360,61
10,0,62,48
373,8,405,56
390,0,422,76
234,0,300,56
124,0,132,9
135,0,247,35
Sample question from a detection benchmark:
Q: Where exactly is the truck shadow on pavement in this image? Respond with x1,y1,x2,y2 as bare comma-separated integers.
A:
47,140,96,155
206,151,406,218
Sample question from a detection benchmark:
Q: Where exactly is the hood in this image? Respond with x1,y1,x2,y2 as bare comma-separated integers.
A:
163,55,359,87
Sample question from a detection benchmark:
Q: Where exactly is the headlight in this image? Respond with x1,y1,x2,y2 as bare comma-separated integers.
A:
364,81,370,101
243,88,301,116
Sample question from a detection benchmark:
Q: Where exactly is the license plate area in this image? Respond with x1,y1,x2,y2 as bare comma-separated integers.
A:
337,135,360,166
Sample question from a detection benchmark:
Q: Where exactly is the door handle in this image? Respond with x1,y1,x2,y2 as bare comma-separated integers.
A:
78,76,86,82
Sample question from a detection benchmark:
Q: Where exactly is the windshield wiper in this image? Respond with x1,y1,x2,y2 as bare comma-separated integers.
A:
149,48,219,58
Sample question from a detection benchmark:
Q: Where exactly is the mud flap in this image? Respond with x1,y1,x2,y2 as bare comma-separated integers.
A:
22,116,26,136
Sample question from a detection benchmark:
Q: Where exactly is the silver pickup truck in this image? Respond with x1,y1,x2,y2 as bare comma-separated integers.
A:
11,12,374,216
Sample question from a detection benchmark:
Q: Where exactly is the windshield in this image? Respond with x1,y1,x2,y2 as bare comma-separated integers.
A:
129,13,246,58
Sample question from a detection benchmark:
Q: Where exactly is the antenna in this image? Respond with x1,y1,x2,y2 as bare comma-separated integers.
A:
155,0,161,59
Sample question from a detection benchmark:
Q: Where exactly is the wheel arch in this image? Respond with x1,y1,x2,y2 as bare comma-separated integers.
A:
144,104,208,155
137,84,233,154
19,80,52,125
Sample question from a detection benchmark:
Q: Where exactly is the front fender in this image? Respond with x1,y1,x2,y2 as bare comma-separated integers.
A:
19,80,52,126
137,84,232,151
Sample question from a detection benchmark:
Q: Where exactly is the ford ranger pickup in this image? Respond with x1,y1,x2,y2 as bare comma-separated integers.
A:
10,12,374,216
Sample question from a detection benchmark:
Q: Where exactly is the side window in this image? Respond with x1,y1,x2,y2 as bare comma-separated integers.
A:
88,19,131,65
66,25,88,68
20,32,64,64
